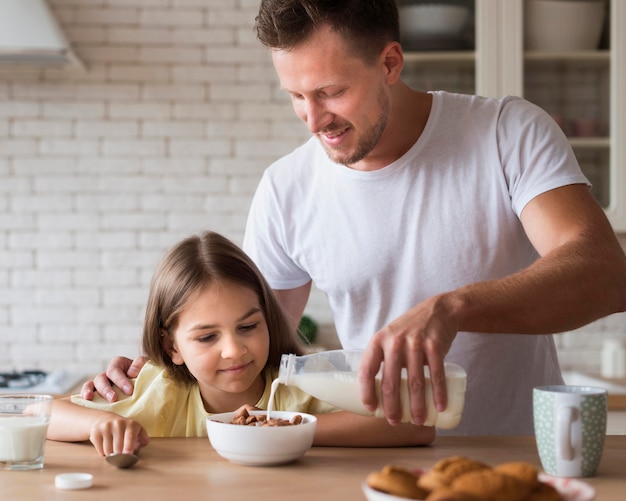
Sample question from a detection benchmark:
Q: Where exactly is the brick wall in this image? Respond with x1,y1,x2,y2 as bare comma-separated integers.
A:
0,0,624,375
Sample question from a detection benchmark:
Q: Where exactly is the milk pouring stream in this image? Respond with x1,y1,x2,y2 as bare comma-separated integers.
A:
276,349,467,429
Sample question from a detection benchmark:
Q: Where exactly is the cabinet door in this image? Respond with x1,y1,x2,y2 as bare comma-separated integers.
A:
478,0,625,230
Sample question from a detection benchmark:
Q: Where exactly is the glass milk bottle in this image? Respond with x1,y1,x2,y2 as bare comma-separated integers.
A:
278,349,467,429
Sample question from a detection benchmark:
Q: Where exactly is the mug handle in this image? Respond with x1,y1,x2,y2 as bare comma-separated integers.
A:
557,405,576,460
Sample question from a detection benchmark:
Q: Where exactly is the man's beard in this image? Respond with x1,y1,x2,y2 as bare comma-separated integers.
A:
320,94,390,167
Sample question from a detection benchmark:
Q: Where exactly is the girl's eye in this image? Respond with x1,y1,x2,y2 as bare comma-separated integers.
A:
239,322,258,333
198,333,217,343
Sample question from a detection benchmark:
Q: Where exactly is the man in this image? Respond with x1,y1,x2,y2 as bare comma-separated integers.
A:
86,0,626,435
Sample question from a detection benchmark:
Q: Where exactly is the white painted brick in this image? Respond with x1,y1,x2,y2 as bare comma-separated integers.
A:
9,232,73,249
0,215,36,231
208,9,254,28
141,194,205,211
35,288,100,305
0,139,38,156
74,8,141,26
73,269,139,287
13,158,76,174
11,120,73,138
0,327,38,345
211,83,271,102
36,251,100,269
11,270,72,287
142,120,204,137
65,26,107,43
37,214,99,231
40,325,102,343
171,28,235,46
107,27,171,45
102,287,146,306
172,65,236,83
169,139,231,157
160,175,229,194
78,46,141,63
142,84,206,101
141,158,206,174
235,139,302,159
108,102,171,119
43,102,106,119
75,83,141,101
139,47,203,64
140,9,204,27
77,158,142,174
75,120,140,137
205,47,266,64
75,306,140,324
39,139,100,156
174,102,235,120
100,213,166,230
102,139,166,156
108,65,171,82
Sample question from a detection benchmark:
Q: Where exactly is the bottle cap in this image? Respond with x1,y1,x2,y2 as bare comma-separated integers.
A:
55,473,94,490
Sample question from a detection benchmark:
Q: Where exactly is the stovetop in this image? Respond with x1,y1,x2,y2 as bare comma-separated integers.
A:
0,369,87,395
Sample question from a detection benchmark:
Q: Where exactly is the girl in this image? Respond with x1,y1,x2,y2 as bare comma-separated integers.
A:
47,231,434,456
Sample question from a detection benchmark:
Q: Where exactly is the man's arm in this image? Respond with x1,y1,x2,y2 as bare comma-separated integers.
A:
359,184,626,425
273,281,312,331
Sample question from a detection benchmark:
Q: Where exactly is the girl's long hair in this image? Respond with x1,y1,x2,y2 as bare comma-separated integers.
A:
142,231,306,384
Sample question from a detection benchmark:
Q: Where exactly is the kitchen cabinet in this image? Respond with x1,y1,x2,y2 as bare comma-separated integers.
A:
401,0,626,231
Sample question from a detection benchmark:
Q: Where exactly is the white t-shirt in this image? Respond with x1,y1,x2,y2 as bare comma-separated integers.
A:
243,91,589,435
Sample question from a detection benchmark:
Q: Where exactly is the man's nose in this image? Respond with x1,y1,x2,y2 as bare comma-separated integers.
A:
303,99,333,134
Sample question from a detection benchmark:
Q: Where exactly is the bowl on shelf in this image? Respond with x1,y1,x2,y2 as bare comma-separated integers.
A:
206,410,317,466
524,0,607,51
400,4,470,38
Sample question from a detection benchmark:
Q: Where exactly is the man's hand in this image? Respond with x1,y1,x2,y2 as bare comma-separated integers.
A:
357,294,457,426
80,356,148,402
89,413,150,456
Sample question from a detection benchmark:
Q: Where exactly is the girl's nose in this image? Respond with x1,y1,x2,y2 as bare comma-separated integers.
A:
220,334,246,359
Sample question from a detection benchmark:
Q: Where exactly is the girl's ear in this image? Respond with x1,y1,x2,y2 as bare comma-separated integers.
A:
162,330,184,365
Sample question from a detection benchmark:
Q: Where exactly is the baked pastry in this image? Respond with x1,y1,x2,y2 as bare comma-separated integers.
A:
450,469,532,501
493,461,539,489
367,457,561,501
366,464,428,500
418,456,489,491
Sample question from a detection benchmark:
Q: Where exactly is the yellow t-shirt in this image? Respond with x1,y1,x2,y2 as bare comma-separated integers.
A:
70,361,337,437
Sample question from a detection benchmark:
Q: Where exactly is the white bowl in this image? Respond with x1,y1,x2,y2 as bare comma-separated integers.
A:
524,0,607,51
362,482,419,501
399,4,470,39
206,410,317,466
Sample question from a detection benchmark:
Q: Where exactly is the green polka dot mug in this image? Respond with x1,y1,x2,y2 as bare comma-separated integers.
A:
533,385,607,477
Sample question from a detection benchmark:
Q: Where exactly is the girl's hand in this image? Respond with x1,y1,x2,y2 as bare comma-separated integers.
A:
89,414,150,456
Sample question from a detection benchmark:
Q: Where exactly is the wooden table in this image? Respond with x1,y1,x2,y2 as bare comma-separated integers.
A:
2,436,624,500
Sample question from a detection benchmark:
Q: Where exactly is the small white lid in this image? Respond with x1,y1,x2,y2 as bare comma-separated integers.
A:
55,473,94,490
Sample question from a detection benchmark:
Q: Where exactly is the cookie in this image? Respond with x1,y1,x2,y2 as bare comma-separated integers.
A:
366,465,428,500
525,481,562,501
450,469,531,501
493,461,539,489
418,456,489,491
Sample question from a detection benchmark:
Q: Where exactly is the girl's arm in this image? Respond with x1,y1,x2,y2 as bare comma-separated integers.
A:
47,398,150,456
312,411,435,447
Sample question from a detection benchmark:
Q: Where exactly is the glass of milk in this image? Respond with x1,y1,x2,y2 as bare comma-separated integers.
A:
0,394,53,470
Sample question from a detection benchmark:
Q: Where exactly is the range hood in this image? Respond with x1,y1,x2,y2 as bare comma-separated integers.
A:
0,0,84,69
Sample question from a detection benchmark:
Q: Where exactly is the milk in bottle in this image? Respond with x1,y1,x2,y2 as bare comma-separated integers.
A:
277,349,466,429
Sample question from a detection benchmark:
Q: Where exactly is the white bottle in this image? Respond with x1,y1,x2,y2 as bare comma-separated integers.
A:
601,338,626,379
278,349,467,429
